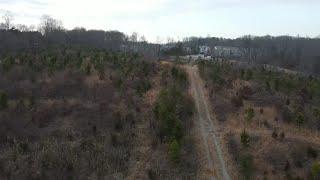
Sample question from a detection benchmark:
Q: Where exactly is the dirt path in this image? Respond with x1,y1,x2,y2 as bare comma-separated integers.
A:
186,65,231,180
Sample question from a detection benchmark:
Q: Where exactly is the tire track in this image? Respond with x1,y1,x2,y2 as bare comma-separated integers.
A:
186,65,231,180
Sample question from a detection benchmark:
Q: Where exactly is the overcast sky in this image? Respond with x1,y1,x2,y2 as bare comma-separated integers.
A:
1,0,319,42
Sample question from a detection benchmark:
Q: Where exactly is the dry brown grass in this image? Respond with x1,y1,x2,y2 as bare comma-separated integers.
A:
199,62,320,179
0,58,162,179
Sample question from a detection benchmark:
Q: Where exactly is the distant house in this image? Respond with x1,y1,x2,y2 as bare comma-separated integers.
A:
180,54,213,61
160,44,175,51
213,46,242,58
203,56,212,61
183,46,192,54
199,46,211,55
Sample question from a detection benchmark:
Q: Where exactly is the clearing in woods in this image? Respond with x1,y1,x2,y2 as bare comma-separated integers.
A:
186,65,231,180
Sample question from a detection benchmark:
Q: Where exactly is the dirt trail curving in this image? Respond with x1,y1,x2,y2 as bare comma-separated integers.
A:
186,65,231,180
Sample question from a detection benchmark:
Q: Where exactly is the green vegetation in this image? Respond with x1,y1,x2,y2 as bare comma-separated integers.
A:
307,146,318,159
0,47,158,179
1,56,14,72
171,66,188,88
198,61,231,88
0,91,8,110
240,154,254,180
245,107,255,122
154,87,184,142
169,139,181,163
311,161,320,179
241,69,253,80
153,66,194,163
197,60,320,179
295,112,305,127
198,60,320,130
241,130,250,148
313,108,320,121
199,60,319,97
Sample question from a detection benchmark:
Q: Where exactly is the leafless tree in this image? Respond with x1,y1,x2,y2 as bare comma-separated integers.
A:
0,23,5,30
156,36,163,59
139,35,147,43
1,11,14,30
130,32,138,42
16,24,29,32
38,15,63,35
129,32,138,52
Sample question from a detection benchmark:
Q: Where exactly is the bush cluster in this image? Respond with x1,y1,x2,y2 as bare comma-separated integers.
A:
153,66,194,163
0,91,8,110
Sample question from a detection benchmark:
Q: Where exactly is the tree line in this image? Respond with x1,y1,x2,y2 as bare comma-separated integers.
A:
0,13,159,58
169,35,320,75
1,10,319,75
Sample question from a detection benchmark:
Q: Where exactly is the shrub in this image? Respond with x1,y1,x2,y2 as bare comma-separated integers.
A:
153,88,183,142
280,132,285,140
0,91,8,110
15,140,30,154
240,154,254,180
169,139,180,163
115,78,123,90
265,81,271,91
295,112,305,127
231,96,243,107
85,64,91,75
241,130,250,148
27,96,35,108
240,69,245,79
260,108,264,114
153,90,175,140
245,107,255,122
136,79,151,96
286,98,290,106
272,130,278,139
244,70,253,80
171,66,188,88
96,63,105,80
282,107,292,123
239,86,253,99
311,161,320,179
210,67,224,86
1,56,14,71
284,160,290,171
147,169,156,180
274,78,280,91
314,108,320,120
307,147,318,159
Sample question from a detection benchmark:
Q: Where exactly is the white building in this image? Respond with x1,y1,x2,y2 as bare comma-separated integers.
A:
180,54,203,61
180,54,213,61
213,46,242,57
160,44,176,51
199,46,211,55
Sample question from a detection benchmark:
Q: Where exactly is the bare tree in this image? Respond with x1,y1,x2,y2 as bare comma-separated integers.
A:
130,32,138,42
139,35,147,43
28,25,36,31
38,15,63,35
1,11,14,30
0,23,5,30
156,36,163,59
130,32,138,52
16,24,29,32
